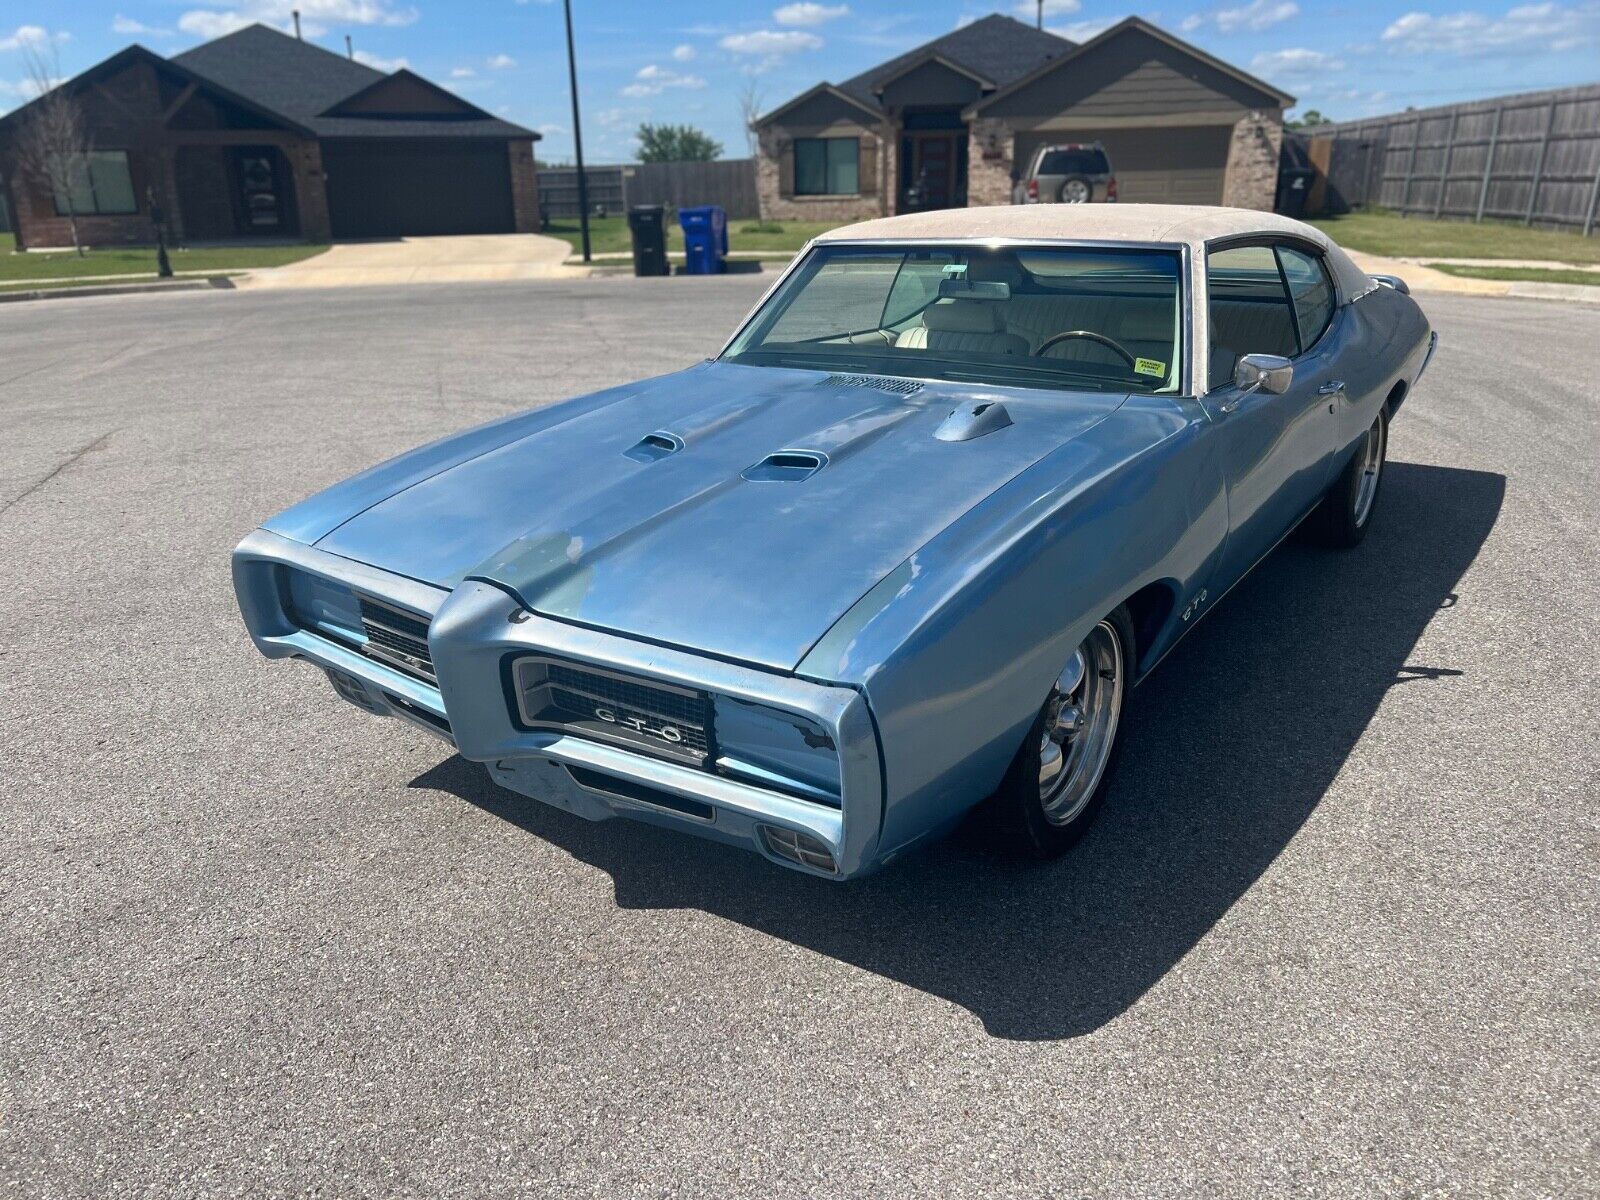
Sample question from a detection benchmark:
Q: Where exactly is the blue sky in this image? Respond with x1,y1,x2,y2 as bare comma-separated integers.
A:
3,0,1598,160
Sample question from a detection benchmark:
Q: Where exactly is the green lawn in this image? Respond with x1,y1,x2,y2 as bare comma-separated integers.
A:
1307,210,1600,265
0,233,328,283
541,216,835,258
1423,262,1600,287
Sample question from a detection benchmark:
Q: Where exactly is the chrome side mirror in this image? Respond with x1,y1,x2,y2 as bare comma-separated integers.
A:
1235,353,1294,396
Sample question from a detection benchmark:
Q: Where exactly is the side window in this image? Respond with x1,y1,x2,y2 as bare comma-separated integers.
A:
1275,245,1336,351
1206,244,1297,390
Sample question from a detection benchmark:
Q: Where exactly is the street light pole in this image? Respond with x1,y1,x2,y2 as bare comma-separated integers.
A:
563,0,592,263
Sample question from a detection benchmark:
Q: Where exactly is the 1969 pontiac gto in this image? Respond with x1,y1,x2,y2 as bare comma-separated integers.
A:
234,205,1436,879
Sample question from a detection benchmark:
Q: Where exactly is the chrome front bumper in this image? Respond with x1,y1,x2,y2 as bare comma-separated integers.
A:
232,529,884,878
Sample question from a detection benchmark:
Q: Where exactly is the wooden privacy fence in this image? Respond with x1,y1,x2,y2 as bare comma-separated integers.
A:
539,159,759,221
1303,83,1600,235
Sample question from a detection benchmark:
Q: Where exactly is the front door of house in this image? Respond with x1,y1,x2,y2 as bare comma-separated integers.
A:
231,147,297,236
907,134,959,211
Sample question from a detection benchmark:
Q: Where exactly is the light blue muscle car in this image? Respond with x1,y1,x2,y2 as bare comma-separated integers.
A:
234,205,1436,879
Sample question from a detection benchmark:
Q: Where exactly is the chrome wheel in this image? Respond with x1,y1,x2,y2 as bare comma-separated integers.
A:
1060,178,1091,203
1038,620,1125,825
1352,416,1385,527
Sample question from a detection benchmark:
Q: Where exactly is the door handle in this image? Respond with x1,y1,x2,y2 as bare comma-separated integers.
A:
1317,380,1346,395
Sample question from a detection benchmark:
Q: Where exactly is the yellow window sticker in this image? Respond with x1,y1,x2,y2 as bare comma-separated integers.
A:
1134,357,1166,378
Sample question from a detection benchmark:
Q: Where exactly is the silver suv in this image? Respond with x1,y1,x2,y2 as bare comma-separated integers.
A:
1015,142,1118,205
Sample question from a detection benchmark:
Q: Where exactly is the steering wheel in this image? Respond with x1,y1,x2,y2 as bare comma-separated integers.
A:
1034,330,1137,367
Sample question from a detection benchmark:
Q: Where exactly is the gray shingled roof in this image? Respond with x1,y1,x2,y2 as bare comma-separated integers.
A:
172,23,535,140
835,14,1072,108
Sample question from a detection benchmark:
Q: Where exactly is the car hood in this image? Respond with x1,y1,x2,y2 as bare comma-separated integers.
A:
313,362,1127,671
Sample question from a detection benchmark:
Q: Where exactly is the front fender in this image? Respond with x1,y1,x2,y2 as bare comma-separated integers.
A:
798,395,1228,857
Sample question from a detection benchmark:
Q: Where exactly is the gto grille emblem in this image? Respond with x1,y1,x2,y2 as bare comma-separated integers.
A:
593,706,685,744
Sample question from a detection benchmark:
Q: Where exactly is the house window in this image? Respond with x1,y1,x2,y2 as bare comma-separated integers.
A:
52,151,138,216
794,138,859,195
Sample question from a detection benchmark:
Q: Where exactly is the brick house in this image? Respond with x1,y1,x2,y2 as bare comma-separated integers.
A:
0,23,540,249
753,15,1293,222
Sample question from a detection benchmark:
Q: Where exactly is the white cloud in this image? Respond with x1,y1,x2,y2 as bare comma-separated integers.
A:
1382,2,1600,55
595,106,646,128
487,52,516,69
177,11,252,37
176,1,418,41
1048,16,1120,40
0,74,61,101
0,25,61,50
621,63,707,97
1184,0,1299,34
1015,0,1081,17
450,66,476,77
671,42,696,60
718,29,823,55
1251,47,1344,75
773,3,850,25
113,14,172,36
353,48,408,70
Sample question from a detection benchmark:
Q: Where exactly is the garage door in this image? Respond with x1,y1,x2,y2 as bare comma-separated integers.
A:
1014,126,1231,205
322,140,514,238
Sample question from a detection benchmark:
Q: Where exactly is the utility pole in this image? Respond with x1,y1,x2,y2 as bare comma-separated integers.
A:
1037,0,1043,29
345,35,353,60
563,0,592,263
292,10,302,39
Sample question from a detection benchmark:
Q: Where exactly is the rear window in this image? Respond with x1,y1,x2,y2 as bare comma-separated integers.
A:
1037,148,1110,176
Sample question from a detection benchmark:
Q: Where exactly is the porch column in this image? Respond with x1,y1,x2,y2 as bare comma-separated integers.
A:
294,141,332,241
967,118,1014,207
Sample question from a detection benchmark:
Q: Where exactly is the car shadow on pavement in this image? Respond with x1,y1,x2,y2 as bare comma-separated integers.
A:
411,461,1504,1041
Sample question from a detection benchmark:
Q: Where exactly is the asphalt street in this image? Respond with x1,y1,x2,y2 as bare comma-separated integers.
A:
2,275,1595,1197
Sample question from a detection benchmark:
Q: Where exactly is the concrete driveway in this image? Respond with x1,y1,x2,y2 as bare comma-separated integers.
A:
240,232,578,288
1,277,1594,1197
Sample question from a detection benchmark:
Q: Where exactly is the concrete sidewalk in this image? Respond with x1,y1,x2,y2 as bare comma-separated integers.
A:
239,233,582,289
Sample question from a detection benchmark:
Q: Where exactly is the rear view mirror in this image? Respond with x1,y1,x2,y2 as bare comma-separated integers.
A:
1235,353,1293,395
937,279,1010,301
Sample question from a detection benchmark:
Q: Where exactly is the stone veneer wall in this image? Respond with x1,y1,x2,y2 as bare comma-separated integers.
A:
966,118,1015,207
755,125,887,223
1221,110,1283,210
507,138,540,233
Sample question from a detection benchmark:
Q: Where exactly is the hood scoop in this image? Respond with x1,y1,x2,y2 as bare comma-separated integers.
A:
934,401,1014,442
623,431,685,463
743,450,828,482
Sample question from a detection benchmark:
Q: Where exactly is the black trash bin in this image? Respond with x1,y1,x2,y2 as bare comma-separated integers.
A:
1276,167,1315,218
627,204,670,277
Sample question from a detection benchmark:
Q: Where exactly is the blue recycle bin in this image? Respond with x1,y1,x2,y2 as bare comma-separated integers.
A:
678,205,728,275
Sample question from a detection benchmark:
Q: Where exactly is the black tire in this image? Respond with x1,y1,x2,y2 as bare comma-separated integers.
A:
989,604,1134,859
1057,176,1094,204
1308,410,1388,548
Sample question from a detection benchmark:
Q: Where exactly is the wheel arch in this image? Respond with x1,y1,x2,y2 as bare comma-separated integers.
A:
1384,378,1407,420
1121,578,1181,680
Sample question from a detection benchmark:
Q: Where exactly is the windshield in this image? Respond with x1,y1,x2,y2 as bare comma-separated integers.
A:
722,243,1184,395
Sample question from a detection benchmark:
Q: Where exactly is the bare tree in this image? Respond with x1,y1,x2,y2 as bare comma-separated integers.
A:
737,81,765,159
12,45,89,256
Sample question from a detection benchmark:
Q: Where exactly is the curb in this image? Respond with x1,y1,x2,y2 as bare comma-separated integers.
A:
0,275,237,304
1503,280,1600,305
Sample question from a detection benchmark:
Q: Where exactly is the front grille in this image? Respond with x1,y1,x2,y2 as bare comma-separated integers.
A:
359,598,435,682
513,657,712,767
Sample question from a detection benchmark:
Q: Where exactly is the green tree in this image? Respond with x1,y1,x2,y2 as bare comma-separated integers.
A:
1287,109,1333,130
635,123,722,163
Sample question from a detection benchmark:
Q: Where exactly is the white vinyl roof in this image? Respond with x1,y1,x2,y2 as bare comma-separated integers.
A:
817,204,1375,301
